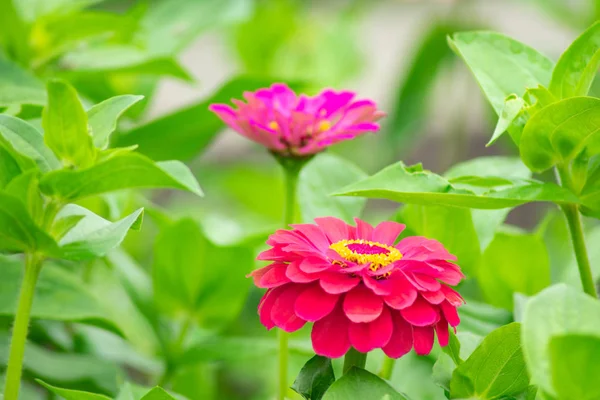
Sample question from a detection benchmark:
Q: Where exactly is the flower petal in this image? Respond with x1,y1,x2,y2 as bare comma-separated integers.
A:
299,257,332,273
413,326,435,355
319,272,360,294
382,312,413,358
435,318,449,347
257,263,290,288
348,322,372,353
421,290,445,305
400,296,440,326
369,306,393,348
441,286,464,307
384,277,417,310
354,218,374,241
270,285,307,332
291,223,331,252
315,217,351,243
286,260,318,283
343,284,384,323
372,221,406,245
441,301,461,327
295,284,340,322
259,286,285,329
311,306,351,358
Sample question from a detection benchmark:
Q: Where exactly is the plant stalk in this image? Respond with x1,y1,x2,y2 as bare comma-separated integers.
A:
343,347,367,374
379,357,396,380
4,254,42,400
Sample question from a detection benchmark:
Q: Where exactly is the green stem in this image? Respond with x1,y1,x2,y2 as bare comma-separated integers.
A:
379,357,396,380
4,254,42,400
343,348,367,374
562,204,597,297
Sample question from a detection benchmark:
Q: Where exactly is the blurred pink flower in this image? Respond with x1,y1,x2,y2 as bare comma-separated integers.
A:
209,83,385,157
250,217,464,359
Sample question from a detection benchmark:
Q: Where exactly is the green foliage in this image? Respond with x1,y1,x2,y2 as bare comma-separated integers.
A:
292,355,336,400
549,335,600,400
37,380,112,400
87,95,144,149
322,368,407,400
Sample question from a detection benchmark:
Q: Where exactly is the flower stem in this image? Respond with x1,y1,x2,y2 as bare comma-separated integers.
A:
379,357,396,380
343,348,367,374
4,254,42,400
562,204,597,297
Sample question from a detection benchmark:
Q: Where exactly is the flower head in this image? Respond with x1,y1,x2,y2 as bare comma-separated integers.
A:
209,83,385,157
250,217,464,358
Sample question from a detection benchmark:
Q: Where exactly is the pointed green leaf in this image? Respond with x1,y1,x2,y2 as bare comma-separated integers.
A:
488,95,525,146
433,332,483,392
450,323,529,399
299,153,367,223
36,380,111,400
4,170,43,222
550,335,600,400
323,367,407,400
39,153,202,201
549,21,600,98
42,79,96,168
520,96,600,171
0,115,60,172
140,387,177,400
292,355,336,400
0,138,36,188
88,94,144,149
56,205,144,261
336,161,579,209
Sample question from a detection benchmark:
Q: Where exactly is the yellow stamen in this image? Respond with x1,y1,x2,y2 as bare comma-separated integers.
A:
268,121,279,130
329,239,402,273
318,120,331,132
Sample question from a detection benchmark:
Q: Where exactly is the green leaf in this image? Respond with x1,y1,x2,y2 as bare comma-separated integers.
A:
56,205,143,260
442,331,463,365
0,114,61,172
292,355,336,400
299,154,367,223
153,218,253,329
36,380,111,400
336,161,579,210
323,367,407,400
549,21,600,98
39,153,202,201
450,323,529,399
4,170,43,222
0,192,57,253
0,55,45,106
478,231,550,310
522,284,600,397
0,259,121,334
42,79,96,168
0,138,36,188
549,335,600,400
87,94,144,149
140,387,177,400
433,332,483,392
520,96,600,172
112,76,292,161
449,31,553,144
459,300,512,337
488,95,525,146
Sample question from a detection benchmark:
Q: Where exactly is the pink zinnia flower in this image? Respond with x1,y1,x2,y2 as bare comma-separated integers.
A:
209,83,385,157
250,217,464,358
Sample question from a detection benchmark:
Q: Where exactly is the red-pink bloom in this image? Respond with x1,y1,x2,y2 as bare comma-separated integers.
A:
209,83,384,157
250,217,464,359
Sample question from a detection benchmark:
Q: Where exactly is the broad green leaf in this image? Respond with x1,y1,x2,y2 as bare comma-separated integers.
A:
449,31,553,144
478,231,550,310
153,218,253,329
87,94,144,148
549,21,600,98
42,79,96,168
4,170,43,222
0,114,61,172
0,55,44,106
336,161,579,210
56,205,143,260
450,323,529,399
39,153,202,201
112,76,291,161
0,139,36,188
488,95,525,146
322,367,407,400
0,192,57,253
298,153,367,223
140,387,177,400
549,335,600,400
0,332,120,393
522,284,600,396
520,96,600,171
0,259,121,334
459,300,512,337
292,355,336,400
36,380,111,400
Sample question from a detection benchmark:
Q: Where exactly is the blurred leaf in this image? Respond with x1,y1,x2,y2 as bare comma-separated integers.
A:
42,79,96,168
522,284,600,397
0,0,31,64
172,364,216,400
478,231,550,310
449,31,553,144
36,380,111,400
336,161,579,209
4,170,43,222
113,76,290,161
450,323,529,399
40,153,202,201
0,55,45,106
323,367,407,400
88,94,144,149
562,224,600,287
153,218,254,329
520,97,600,172
549,335,600,400
292,355,336,400
433,332,483,392
15,0,104,22
0,114,60,172
140,387,177,400
488,95,525,146
0,138,36,188
458,299,512,337
299,153,367,223
581,158,600,216
56,205,143,261
549,21,600,98
0,192,57,253
0,259,121,334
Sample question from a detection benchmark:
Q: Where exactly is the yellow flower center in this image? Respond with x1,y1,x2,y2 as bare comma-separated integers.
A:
329,239,402,272
268,121,279,130
318,120,331,132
